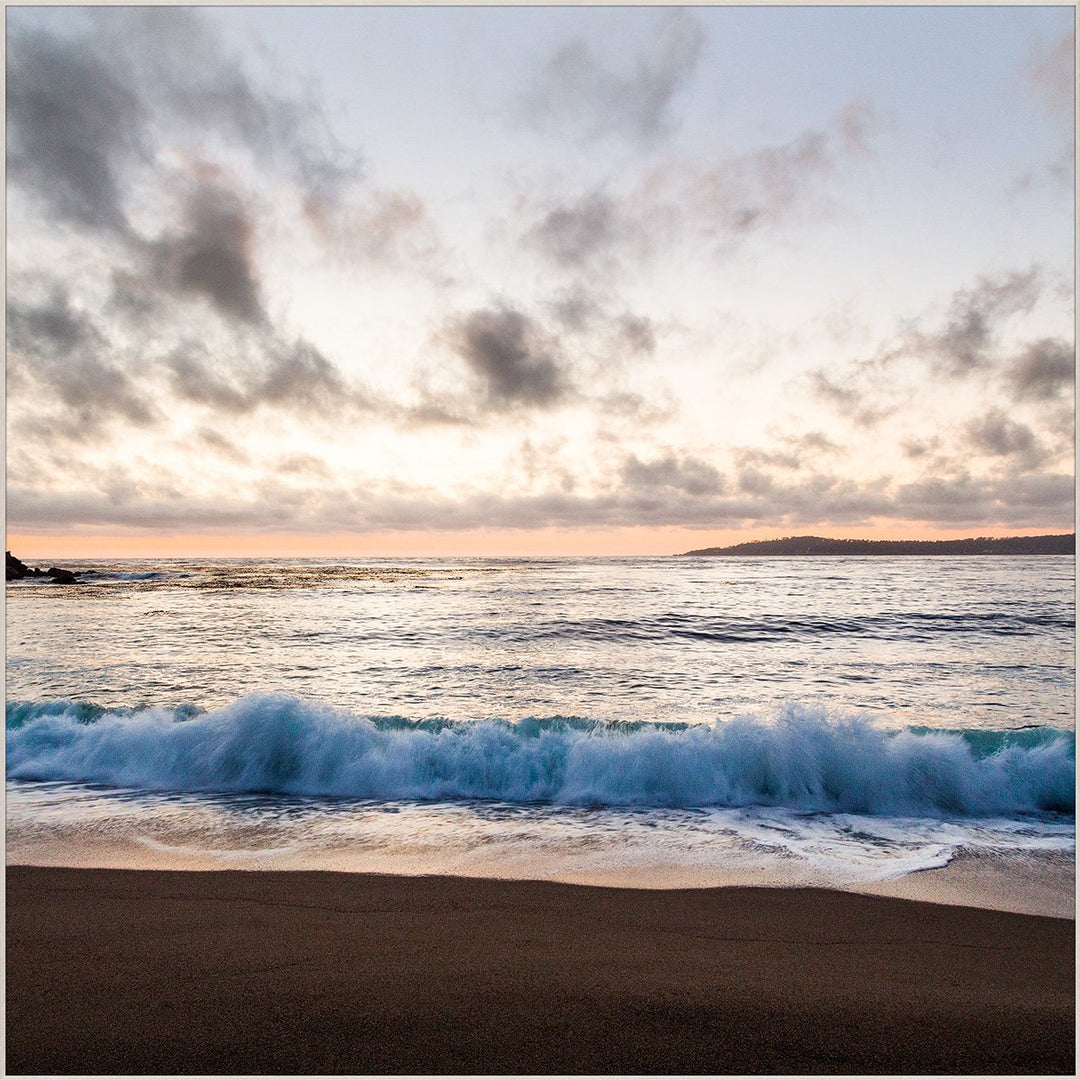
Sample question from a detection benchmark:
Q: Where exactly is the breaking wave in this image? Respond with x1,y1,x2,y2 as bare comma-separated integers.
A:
6,694,1074,815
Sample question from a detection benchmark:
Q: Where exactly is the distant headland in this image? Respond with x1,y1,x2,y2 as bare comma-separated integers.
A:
676,534,1075,557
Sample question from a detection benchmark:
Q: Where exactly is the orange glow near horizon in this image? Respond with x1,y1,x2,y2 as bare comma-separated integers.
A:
7,523,1071,561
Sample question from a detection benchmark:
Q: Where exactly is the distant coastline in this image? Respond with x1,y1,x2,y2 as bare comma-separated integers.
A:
677,533,1075,557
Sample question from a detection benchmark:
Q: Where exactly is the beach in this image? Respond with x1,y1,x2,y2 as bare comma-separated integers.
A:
6,865,1074,1075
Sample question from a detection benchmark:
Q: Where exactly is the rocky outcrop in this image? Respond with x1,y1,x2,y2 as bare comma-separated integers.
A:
6,552,81,583
6,552,34,580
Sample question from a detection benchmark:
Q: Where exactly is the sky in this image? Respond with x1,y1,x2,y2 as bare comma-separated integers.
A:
5,4,1075,558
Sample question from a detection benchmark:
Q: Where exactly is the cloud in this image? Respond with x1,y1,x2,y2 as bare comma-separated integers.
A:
668,101,878,243
196,429,251,464
621,453,725,496
902,437,942,460
6,9,378,437
523,8,705,145
10,455,1075,537
165,337,361,417
544,285,657,358
808,370,893,427
1025,27,1075,124
808,265,1061,431
447,306,570,410
151,178,266,326
7,8,365,248
894,472,1074,525
734,447,799,471
98,6,363,219
616,314,656,356
523,101,878,279
735,432,840,471
276,453,331,478
4,269,371,437
547,287,604,332
1004,337,1074,401
7,284,103,359
165,345,252,415
260,339,352,411
6,24,147,237
1021,27,1075,186
346,191,432,261
915,269,1042,376
432,298,659,423
965,410,1045,468
307,188,443,273
7,286,158,432
525,191,626,269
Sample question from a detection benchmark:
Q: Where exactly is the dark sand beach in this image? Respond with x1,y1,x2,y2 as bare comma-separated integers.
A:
6,865,1074,1075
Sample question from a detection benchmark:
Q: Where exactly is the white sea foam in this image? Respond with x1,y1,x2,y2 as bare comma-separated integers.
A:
6,694,1073,815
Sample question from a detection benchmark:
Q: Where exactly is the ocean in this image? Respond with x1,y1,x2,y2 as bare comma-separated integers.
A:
6,555,1075,911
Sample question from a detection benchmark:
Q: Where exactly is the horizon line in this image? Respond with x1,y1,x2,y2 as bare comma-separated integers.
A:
7,526,1075,561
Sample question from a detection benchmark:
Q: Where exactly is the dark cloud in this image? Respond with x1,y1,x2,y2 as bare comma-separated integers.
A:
901,437,942,460
794,431,841,455
616,314,656,356
621,454,725,496
544,286,656,360
917,269,1041,376
6,24,146,237
152,179,266,326
107,269,162,324
735,466,775,497
9,459,1075,536
526,191,623,268
449,307,570,409
165,337,359,417
965,410,1044,468
895,472,1074,524
261,339,351,411
1005,337,1074,401
7,285,102,359
7,9,378,437
523,8,705,145
7,8,365,251
165,344,251,415
7,287,158,432
36,359,157,432
547,287,603,332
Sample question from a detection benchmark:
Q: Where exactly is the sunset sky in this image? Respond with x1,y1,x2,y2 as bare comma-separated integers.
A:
6,5,1075,558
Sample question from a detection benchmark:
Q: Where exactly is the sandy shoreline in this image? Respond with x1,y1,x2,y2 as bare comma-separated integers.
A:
6,865,1075,1075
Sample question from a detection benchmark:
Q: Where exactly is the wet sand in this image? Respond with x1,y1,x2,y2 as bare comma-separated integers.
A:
6,865,1074,1075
